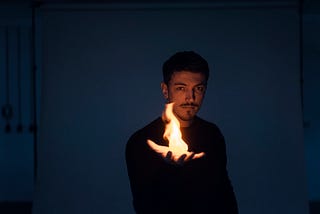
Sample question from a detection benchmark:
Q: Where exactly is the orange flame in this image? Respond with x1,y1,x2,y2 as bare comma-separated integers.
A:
147,103,205,162
162,103,188,155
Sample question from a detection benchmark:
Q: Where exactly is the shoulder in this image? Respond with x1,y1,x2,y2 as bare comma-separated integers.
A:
126,117,164,161
193,117,228,160
126,117,163,147
193,117,226,148
195,117,223,134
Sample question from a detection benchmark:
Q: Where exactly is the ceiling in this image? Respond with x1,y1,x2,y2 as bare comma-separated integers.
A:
0,0,319,14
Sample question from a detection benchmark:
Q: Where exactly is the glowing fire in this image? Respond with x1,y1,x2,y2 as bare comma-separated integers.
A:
162,103,188,155
147,103,205,162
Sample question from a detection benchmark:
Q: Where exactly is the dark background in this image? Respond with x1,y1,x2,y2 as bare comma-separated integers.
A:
0,0,319,214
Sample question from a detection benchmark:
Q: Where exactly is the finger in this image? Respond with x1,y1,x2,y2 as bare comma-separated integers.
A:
147,139,161,152
165,151,173,162
147,139,169,156
176,154,187,166
165,151,180,165
193,152,206,160
184,152,195,162
163,151,174,164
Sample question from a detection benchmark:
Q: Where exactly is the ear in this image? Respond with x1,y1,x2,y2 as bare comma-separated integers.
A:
161,82,169,100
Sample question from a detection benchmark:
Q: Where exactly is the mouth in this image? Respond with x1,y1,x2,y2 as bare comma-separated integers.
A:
180,105,198,109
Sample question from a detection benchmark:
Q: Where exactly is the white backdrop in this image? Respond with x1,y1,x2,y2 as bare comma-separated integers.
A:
33,3,309,214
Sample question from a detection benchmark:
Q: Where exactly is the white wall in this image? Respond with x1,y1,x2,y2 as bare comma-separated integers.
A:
32,3,309,214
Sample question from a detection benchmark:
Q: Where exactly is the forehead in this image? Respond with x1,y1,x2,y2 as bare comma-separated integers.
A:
170,71,206,85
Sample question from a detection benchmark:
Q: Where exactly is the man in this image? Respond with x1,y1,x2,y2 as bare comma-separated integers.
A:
126,51,238,214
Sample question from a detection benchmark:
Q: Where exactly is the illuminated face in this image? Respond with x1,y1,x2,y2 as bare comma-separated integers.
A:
161,71,207,127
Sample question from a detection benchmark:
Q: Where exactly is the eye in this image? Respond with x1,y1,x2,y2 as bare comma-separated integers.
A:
176,87,185,91
194,86,205,93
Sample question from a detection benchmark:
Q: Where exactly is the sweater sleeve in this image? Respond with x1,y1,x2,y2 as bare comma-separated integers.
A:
126,133,152,213
217,132,239,214
125,131,167,214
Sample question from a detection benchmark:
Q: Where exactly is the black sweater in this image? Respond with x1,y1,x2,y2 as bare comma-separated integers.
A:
126,117,238,214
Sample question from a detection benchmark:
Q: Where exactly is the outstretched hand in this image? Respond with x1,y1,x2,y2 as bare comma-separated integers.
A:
147,139,205,166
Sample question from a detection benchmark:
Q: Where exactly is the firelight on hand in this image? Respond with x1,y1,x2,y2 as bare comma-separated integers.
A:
147,103,205,165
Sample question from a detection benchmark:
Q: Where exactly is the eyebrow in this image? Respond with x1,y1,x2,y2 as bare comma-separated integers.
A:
173,82,206,86
173,82,187,86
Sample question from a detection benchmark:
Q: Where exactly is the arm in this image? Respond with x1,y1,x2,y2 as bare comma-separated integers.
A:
218,135,239,214
125,136,153,213
126,134,169,214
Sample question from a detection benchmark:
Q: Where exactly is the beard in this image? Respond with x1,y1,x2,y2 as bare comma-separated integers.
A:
174,106,198,121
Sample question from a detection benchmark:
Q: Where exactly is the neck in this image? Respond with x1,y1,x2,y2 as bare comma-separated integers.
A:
178,118,194,128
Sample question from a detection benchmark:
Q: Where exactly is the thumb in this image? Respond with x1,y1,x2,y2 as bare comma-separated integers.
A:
147,139,169,155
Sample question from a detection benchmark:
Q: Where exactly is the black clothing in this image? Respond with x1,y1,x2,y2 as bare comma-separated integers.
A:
126,117,238,214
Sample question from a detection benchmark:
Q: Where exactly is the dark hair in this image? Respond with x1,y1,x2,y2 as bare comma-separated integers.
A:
162,51,209,85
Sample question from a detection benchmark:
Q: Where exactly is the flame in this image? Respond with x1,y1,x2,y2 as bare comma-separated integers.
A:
147,102,205,163
163,103,188,155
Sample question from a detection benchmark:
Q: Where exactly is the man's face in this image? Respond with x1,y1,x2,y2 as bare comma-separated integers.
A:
161,71,207,127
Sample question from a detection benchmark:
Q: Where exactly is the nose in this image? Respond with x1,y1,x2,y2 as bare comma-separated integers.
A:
185,89,195,102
